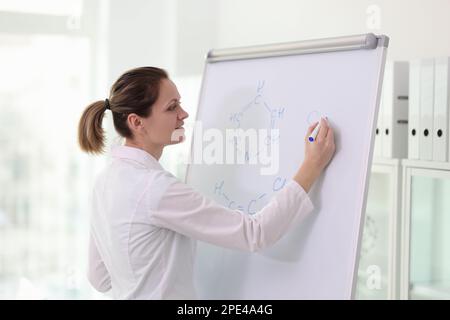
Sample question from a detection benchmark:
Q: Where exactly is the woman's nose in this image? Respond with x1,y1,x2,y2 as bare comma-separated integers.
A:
179,107,189,120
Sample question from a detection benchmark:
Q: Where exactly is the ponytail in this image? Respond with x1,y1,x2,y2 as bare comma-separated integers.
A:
78,100,108,154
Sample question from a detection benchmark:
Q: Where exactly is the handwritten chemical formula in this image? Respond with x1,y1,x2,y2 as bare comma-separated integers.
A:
228,81,285,162
213,176,287,215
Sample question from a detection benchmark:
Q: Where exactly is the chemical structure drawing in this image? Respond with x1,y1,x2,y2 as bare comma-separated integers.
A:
229,81,285,131
228,81,286,162
213,176,287,215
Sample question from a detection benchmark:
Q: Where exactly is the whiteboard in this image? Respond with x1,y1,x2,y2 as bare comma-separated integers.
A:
186,34,388,299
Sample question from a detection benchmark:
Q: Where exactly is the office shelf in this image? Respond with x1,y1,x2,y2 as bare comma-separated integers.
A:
356,158,402,299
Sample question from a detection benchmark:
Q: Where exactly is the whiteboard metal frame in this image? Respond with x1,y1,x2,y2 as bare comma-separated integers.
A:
187,33,389,299
349,36,388,299
207,33,389,63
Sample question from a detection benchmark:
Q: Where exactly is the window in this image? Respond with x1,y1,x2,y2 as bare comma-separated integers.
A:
0,27,106,299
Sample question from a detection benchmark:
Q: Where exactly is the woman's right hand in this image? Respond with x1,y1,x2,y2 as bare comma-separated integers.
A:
293,118,336,192
304,117,336,173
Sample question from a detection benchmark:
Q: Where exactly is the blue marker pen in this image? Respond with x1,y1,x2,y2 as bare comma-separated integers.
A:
308,118,323,142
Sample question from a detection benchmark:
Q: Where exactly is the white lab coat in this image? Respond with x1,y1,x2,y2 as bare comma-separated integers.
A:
88,145,314,299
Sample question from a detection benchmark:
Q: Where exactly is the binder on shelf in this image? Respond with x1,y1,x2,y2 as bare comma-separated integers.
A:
419,59,434,161
374,86,384,157
409,60,421,159
432,57,450,162
382,61,409,159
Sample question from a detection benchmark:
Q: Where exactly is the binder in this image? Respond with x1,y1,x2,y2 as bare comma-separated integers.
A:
432,57,450,162
374,81,384,157
409,60,421,159
382,61,409,159
419,59,434,161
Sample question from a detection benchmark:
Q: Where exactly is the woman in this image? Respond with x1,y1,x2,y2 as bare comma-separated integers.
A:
78,67,335,299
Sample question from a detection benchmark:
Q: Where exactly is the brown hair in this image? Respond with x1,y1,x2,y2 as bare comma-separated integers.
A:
78,66,168,154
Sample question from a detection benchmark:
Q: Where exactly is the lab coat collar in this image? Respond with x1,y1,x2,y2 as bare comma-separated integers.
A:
111,145,164,171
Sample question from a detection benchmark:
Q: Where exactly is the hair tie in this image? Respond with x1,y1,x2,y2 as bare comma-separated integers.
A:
104,98,110,110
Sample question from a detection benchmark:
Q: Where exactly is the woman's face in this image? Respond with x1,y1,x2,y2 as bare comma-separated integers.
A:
141,78,189,147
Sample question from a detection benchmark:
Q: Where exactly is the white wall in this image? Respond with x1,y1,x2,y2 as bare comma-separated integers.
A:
215,0,450,61
174,0,219,76
106,0,177,84
104,0,450,77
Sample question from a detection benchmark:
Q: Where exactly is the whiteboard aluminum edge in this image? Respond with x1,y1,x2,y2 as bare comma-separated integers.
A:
184,50,210,184
348,39,389,299
207,33,389,63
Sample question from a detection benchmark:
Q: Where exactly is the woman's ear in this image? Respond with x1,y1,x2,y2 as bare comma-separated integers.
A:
127,113,144,132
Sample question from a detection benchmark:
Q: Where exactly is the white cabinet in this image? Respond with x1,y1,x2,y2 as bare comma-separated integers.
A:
400,159,450,299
